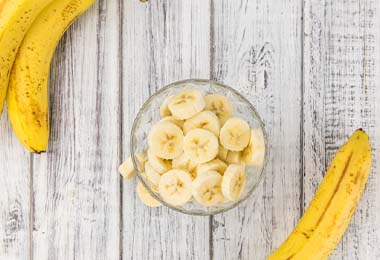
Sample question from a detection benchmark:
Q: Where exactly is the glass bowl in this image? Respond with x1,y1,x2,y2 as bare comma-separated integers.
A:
130,79,268,215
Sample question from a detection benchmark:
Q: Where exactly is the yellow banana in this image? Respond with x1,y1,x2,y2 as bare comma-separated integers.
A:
7,0,95,152
268,129,372,260
0,0,54,115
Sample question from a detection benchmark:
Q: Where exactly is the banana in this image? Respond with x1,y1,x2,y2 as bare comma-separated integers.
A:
222,164,246,201
147,149,171,174
0,0,55,116
242,128,265,166
167,89,205,120
219,117,251,151
204,94,233,125
217,145,229,161
197,159,227,175
192,171,224,206
172,153,198,179
119,153,146,179
160,95,174,117
225,151,242,164
136,182,161,207
268,129,372,260
158,169,193,206
183,128,219,163
160,116,184,129
183,111,220,136
144,162,161,191
148,122,184,159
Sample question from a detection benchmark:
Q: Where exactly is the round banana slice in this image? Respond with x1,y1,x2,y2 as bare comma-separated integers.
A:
137,182,162,207
225,151,242,164
167,89,206,120
242,128,266,166
220,117,251,151
145,162,161,189
192,171,224,206
147,149,171,174
183,111,220,136
197,159,227,175
119,153,146,179
158,169,193,206
160,95,174,117
172,153,198,179
204,94,233,125
135,152,147,171
148,122,184,159
160,116,184,129
183,129,219,163
217,145,228,161
222,164,246,201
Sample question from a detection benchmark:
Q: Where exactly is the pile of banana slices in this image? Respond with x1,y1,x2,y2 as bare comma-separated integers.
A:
120,89,265,208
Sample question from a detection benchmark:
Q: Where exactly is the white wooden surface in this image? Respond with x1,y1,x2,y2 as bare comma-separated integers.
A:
0,0,379,259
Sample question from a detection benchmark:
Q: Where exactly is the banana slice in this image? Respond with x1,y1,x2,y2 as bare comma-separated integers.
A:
160,95,174,117
183,129,219,163
197,159,227,175
145,162,161,190
147,149,171,174
204,94,233,125
137,182,162,207
219,117,251,151
160,116,184,129
225,151,242,164
192,171,224,206
242,128,266,166
222,164,246,201
158,169,193,206
217,145,228,161
148,122,184,159
119,153,146,179
183,111,220,136
172,153,198,179
167,89,206,120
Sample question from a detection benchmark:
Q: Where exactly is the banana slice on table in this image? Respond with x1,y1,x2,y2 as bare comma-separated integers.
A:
137,182,162,207
148,122,184,159
172,153,198,179
242,128,266,166
145,162,161,190
204,94,233,125
183,111,220,136
158,169,193,206
160,95,174,117
225,151,242,164
183,129,219,163
192,171,224,206
222,164,246,201
147,149,171,174
160,116,184,129
217,145,229,161
197,159,227,175
219,117,251,151
167,89,206,120
119,153,146,179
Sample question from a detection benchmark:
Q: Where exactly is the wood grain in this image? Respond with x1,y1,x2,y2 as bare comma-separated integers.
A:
31,1,121,259
121,1,211,259
211,1,303,259
303,0,380,259
0,113,30,260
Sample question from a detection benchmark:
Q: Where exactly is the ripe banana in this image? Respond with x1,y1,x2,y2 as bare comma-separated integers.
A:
0,0,54,115
192,171,224,206
183,110,220,136
268,129,372,260
222,164,246,201
7,0,95,152
183,128,219,163
147,149,171,174
119,153,147,179
204,94,233,125
160,95,174,117
225,151,242,164
167,89,205,120
137,182,161,207
172,153,198,179
220,117,251,151
160,116,184,129
158,169,193,206
197,158,227,176
242,128,265,166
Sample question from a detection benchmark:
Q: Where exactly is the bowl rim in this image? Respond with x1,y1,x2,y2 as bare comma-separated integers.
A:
130,78,269,216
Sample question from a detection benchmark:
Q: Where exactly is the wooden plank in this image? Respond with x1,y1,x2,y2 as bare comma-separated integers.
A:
121,1,211,259
0,113,30,260
31,1,121,259
303,0,380,259
211,0,303,259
